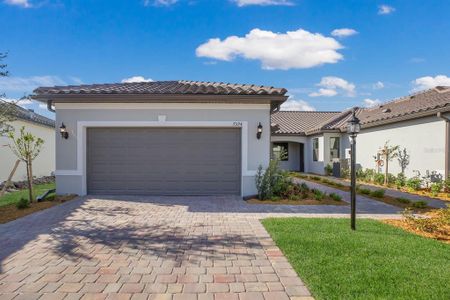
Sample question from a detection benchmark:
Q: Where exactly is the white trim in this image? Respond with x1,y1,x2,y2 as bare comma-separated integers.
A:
55,103,271,110
62,120,256,197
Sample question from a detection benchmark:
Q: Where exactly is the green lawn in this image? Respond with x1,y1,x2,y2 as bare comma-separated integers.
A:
0,182,55,207
262,218,450,300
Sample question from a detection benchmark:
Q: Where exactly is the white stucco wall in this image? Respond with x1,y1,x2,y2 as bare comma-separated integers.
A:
353,116,446,178
271,135,308,171
54,102,271,197
0,119,55,182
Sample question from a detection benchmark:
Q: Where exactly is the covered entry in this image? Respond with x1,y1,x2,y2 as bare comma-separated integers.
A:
86,127,241,195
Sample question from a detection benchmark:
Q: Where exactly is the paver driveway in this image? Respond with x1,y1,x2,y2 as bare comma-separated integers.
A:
0,196,399,300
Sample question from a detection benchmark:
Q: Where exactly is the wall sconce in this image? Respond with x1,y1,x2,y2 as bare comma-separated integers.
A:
256,122,263,140
60,123,69,139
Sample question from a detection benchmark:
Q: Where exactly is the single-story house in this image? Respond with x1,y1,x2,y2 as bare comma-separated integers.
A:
0,103,55,182
33,81,288,197
271,86,450,180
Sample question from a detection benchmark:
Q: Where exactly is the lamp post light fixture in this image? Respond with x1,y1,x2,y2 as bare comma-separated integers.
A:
347,108,361,230
59,123,69,139
256,122,263,139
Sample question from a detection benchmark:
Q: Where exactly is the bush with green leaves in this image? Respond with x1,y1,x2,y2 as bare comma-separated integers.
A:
324,164,333,176
406,177,422,191
395,173,406,189
255,160,290,200
396,197,411,204
312,189,325,201
358,187,371,195
16,197,30,209
411,201,428,209
373,173,385,185
329,193,342,201
444,177,450,193
430,182,443,196
310,175,321,181
370,189,385,198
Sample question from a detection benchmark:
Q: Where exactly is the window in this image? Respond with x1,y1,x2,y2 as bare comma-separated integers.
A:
272,142,289,161
313,138,319,161
330,137,340,160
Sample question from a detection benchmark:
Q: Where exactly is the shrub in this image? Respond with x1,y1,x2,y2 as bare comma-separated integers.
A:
16,197,30,209
299,182,309,192
312,189,325,200
406,177,422,192
396,197,411,204
361,169,376,182
329,193,342,201
411,201,428,209
374,173,385,185
358,188,371,195
324,164,333,176
395,173,406,189
310,176,321,181
370,189,385,198
255,160,290,200
444,177,450,193
430,182,443,196
387,173,397,186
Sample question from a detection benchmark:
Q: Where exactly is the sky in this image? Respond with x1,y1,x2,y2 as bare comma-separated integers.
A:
1,0,450,118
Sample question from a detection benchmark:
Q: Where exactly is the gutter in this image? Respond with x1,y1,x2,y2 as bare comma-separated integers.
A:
437,112,450,179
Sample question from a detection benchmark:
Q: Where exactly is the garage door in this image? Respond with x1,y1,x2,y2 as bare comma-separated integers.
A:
86,127,241,195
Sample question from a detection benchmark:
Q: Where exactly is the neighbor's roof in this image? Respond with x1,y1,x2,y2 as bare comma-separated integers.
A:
0,101,55,128
272,86,450,135
33,80,288,98
271,111,341,135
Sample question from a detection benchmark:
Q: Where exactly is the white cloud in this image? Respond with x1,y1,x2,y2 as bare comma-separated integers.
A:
412,75,450,91
0,75,66,94
196,28,344,70
144,0,177,6
233,0,294,6
0,96,34,108
4,0,31,8
409,57,425,64
331,28,358,38
121,76,154,83
378,4,395,15
280,98,315,111
363,98,381,108
373,81,384,90
309,76,356,97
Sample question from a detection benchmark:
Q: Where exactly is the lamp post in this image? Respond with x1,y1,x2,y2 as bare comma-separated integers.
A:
347,108,360,230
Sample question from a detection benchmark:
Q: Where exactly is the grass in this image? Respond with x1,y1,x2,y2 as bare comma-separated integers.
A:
262,218,450,300
0,182,55,207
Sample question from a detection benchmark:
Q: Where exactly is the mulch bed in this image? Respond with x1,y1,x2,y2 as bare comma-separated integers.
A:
246,198,347,206
0,195,77,224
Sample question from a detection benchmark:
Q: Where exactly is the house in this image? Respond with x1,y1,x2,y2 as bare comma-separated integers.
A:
271,86,450,180
0,103,55,183
32,81,288,197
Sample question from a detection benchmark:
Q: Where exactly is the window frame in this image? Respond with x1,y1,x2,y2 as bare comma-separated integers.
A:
312,138,319,162
329,137,340,160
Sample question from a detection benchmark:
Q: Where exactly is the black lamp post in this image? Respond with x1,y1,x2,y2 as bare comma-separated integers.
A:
347,108,360,230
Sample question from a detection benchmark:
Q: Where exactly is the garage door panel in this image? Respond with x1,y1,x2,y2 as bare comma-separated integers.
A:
87,127,241,195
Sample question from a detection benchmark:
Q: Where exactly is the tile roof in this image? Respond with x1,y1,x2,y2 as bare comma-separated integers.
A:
0,101,55,128
33,80,288,97
272,86,450,135
271,111,341,135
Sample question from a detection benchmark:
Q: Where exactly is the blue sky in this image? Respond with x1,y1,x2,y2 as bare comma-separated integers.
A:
1,0,450,118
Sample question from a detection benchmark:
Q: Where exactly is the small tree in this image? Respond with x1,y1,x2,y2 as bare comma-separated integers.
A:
8,127,44,203
397,147,410,174
379,141,399,185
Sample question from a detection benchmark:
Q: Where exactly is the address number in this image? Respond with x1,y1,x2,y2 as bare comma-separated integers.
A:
233,121,243,127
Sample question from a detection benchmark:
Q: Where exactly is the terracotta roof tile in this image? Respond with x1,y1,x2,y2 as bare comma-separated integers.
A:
271,111,341,135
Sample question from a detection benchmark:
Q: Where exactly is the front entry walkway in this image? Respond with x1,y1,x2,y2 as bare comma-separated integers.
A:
0,196,400,300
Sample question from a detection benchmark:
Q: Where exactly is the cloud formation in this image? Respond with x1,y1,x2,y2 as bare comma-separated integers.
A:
331,28,358,38
373,81,384,90
121,76,154,83
378,4,395,15
0,75,66,95
144,0,177,6
363,98,381,108
412,75,450,91
4,0,31,8
280,98,315,111
196,28,344,70
233,0,294,6
309,76,356,97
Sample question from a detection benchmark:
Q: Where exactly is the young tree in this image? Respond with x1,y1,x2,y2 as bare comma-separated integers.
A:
397,147,410,174
379,141,399,185
8,127,44,203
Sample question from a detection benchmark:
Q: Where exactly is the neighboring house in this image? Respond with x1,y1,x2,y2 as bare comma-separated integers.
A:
0,103,55,183
32,81,287,197
271,86,450,180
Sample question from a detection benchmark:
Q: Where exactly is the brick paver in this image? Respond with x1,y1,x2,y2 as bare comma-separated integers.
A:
0,195,400,299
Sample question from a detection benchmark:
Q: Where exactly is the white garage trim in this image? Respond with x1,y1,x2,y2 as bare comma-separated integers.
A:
57,120,252,196
55,103,271,110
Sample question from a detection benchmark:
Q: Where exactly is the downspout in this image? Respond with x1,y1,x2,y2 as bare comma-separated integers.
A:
437,112,450,179
47,100,55,113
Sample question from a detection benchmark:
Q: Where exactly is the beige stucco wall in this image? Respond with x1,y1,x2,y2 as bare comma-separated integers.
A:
0,119,55,182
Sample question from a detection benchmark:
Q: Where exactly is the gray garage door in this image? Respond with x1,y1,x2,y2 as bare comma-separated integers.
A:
87,127,241,195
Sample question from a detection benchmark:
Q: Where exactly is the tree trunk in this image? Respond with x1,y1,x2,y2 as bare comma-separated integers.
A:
26,160,34,203
384,153,389,185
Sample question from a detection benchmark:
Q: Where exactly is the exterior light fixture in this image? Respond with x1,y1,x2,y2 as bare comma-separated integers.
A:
256,122,263,139
347,108,360,230
60,123,69,139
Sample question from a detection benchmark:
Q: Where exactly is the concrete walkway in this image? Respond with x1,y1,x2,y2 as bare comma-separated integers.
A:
0,195,401,300
299,174,448,208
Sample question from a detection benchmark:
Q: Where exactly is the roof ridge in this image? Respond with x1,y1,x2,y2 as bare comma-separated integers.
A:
277,110,340,113
364,87,440,111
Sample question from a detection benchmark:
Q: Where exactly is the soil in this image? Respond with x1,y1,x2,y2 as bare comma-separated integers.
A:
246,198,347,206
0,195,77,224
